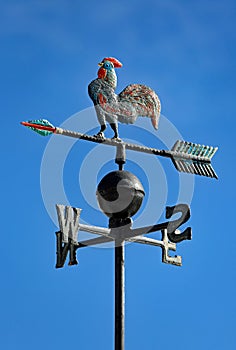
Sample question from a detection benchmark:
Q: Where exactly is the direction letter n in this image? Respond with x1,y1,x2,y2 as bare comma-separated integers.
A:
55,205,82,268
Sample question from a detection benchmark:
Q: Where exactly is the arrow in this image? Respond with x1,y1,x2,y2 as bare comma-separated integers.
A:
21,119,218,178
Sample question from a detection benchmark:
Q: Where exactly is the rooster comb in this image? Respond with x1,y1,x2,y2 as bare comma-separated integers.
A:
103,57,123,68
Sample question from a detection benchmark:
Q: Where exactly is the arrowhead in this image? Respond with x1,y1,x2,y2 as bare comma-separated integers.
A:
20,119,56,136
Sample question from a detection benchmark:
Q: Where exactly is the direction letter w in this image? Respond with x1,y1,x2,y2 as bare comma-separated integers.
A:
56,205,81,244
55,205,82,268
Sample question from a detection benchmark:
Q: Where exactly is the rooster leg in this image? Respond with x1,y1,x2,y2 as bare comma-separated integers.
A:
110,122,120,140
96,124,106,138
94,107,106,138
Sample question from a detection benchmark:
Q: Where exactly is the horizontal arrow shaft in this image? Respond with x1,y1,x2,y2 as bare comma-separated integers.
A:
55,127,211,163
21,120,218,178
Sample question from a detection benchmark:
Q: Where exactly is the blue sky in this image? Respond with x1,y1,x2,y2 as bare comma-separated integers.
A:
1,0,236,349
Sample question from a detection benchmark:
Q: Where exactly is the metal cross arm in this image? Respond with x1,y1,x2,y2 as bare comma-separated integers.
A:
55,203,191,268
21,119,218,178
76,229,181,266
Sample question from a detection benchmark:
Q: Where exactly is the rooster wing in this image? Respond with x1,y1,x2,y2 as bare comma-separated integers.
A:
117,84,161,129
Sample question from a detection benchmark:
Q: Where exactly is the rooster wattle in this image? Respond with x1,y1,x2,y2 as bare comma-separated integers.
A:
88,57,161,139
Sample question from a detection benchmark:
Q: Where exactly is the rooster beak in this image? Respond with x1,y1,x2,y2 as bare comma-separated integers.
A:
98,62,103,67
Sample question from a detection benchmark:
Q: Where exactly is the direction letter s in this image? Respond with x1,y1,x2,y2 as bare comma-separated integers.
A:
165,204,192,243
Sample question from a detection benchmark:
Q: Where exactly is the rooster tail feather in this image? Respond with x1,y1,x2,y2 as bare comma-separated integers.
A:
118,84,161,129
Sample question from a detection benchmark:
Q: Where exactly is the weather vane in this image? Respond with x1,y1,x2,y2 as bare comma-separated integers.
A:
21,57,218,350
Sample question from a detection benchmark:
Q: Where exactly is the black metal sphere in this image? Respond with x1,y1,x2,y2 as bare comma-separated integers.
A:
96,170,145,219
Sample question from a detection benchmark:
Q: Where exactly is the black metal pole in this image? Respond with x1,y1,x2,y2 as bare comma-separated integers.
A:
115,240,125,350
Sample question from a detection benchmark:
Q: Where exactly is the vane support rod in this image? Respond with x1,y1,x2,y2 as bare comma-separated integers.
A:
115,241,125,350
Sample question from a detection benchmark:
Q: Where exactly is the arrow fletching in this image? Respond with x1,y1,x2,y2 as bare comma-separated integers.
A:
21,119,55,136
170,140,218,179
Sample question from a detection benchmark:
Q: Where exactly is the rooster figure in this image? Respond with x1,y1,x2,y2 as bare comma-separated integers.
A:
88,57,161,139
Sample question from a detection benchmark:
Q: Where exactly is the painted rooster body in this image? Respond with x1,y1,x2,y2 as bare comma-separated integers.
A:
88,57,161,139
